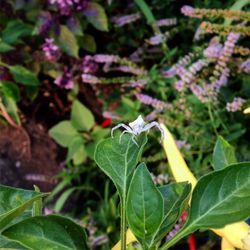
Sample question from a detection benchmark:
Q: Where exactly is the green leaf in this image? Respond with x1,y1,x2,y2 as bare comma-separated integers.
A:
0,41,15,52
81,34,96,53
49,121,79,147
2,96,20,125
66,136,87,164
2,215,89,250
58,25,79,58
162,162,250,250
126,163,164,248
85,3,109,31
0,185,47,230
2,20,32,44
213,136,237,170
94,134,147,196
0,235,28,249
188,162,250,228
154,182,191,243
70,100,95,131
1,81,20,101
9,65,40,86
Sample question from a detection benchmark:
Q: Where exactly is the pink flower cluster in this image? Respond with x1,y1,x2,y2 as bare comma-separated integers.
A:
42,38,60,62
156,18,177,27
226,97,245,112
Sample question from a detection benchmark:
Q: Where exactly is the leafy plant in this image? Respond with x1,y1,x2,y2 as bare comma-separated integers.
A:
94,131,250,250
0,185,89,249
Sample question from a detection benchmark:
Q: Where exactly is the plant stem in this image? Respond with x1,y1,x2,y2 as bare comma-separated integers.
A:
120,196,127,250
207,102,218,136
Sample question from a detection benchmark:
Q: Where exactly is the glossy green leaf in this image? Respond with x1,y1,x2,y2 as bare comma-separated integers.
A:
212,136,237,170
154,182,191,243
85,3,108,31
0,235,28,249
0,185,47,230
9,65,40,86
94,134,147,196
188,162,250,228
126,163,164,248
49,121,78,147
2,20,32,44
162,162,250,250
2,215,89,250
70,100,95,131
58,25,79,58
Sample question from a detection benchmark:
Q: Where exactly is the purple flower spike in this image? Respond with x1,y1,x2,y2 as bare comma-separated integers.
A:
226,97,245,112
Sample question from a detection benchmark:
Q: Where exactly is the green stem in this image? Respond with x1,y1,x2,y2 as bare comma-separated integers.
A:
159,226,194,250
134,0,168,53
121,197,127,250
207,102,219,136
224,0,250,25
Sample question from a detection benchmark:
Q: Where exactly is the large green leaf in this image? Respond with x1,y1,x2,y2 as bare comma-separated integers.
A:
0,235,28,249
3,96,20,125
126,163,164,248
188,162,250,228
154,182,191,243
161,162,250,250
70,100,95,131
2,215,89,250
85,3,108,31
94,134,147,197
212,136,237,170
0,185,47,230
49,121,78,147
58,25,79,58
2,20,32,44
9,65,40,86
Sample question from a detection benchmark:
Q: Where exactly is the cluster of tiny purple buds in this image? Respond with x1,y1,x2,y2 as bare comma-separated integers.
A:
175,80,185,91
114,66,146,76
42,38,60,62
48,0,89,15
181,5,202,18
135,93,171,110
126,79,147,88
239,59,250,74
82,55,98,74
204,42,223,59
213,68,230,91
147,33,165,45
190,83,217,103
54,69,74,89
111,13,141,27
81,74,100,84
156,18,177,27
226,97,246,112
93,54,119,63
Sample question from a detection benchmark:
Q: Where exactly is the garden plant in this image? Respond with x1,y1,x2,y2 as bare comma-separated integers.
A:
0,0,250,249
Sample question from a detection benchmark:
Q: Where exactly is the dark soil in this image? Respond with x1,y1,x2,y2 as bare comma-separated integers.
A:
0,121,62,192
